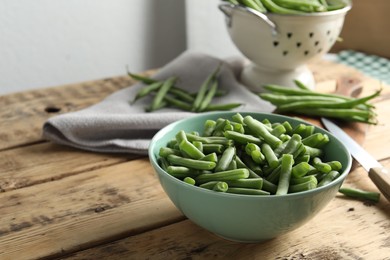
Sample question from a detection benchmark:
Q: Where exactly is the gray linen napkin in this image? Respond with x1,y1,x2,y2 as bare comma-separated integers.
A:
43,51,274,155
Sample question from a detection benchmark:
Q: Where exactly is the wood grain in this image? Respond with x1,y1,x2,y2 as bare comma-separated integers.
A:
63,159,390,260
0,158,184,260
0,142,135,191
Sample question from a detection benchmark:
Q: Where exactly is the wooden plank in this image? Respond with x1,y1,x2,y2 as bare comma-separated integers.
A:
61,159,390,260
0,158,184,260
0,76,133,151
0,142,134,191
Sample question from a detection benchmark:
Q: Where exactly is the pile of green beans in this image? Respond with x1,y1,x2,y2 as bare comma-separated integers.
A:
259,80,380,124
222,0,348,14
158,113,344,196
128,65,242,113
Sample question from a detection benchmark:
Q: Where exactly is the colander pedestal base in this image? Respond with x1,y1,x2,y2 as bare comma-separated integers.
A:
240,63,315,92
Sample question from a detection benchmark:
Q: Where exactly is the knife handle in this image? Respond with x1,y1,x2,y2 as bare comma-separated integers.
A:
369,167,390,202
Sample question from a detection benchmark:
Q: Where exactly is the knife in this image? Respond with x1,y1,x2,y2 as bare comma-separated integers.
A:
321,118,390,202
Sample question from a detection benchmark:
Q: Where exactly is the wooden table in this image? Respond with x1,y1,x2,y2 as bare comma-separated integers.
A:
1,60,390,260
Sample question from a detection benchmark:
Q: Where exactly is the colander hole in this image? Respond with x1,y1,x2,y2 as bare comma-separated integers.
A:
309,32,314,38
273,41,279,47
327,30,331,35
315,41,319,46
287,32,292,38
318,48,323,53
329,37,334,43
283,51,288,56
296,42,301,48
304,50,309,55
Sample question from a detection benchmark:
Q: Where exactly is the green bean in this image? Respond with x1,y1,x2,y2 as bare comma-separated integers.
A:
261,143,279,169
278,134,302,156
302,133,329,148
186,133,233,146
215,146,236,172
213,181,229,192
295,154,310,164
127,71,156,84
294,108,376,124
176,130,188,143
226,178,263,189
260,0,306,14
195,168,250,184
202,144,224,154
159,147,181,158
318,170,340,187
227,159,237,170
167,154,216,170
262,179,277,194
192,64,221,112
192,141,203,152
224,131,262,145
289,180,317,193
227,187,270,195
312,157,332,173
202,103,243,112
234,156,261,178
259,93,346,106
203,120,216,137
179,140,205,160
163,95,192,111
168,88,195,103
339,187,380,202
271,124,286,138
184,176,196,185
327,160,342,171
266,165,281,184
232,112,245,124
167,166,199,178
241,0,267,12
290,175,317,185
158,157,170,171
263,84,352,100
149,76,176,112
244,116,282,148
200,152,218,162
304,146,323,158
199,78,219,112
276,154,294,195
291,162,316,178
241,153,263,176
131,81,162,104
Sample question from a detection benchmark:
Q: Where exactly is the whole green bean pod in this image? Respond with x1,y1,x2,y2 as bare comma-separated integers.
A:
227,187,270,195
339,187,380,202
149,76,176,112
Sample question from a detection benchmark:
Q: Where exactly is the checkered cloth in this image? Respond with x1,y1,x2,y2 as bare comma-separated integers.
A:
337,50,390,84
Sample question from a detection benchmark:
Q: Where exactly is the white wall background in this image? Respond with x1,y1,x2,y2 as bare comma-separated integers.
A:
0,0,239,95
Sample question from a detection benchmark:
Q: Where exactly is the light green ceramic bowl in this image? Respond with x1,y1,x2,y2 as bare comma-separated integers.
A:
148,112,352,242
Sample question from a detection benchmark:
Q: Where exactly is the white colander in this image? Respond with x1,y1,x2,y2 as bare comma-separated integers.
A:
219,2,351,91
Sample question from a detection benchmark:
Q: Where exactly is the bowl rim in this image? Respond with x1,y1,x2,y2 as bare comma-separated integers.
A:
148,111,352,200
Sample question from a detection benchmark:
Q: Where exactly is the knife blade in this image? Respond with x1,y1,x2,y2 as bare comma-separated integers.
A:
321,118,390,202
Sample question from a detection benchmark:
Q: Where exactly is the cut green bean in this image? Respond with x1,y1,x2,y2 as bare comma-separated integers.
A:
318,170,340,187
195,168,250,184
225,178,263,189
167,154,216,170
215,146,236,172
179,140,205,160
276,154,294,195
184,176,196,185
244,116,282,148
227,187,270,195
